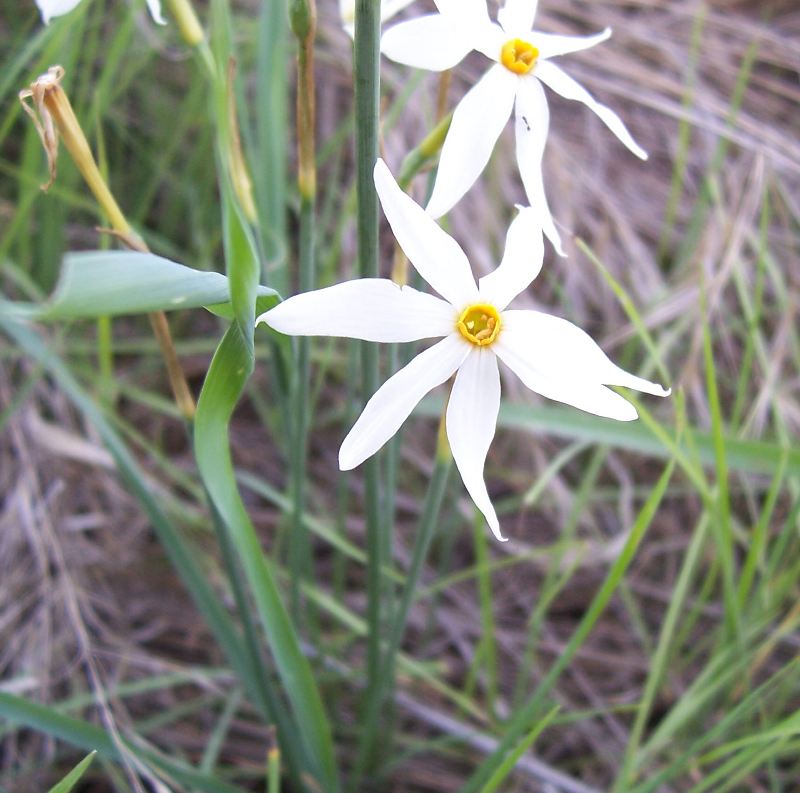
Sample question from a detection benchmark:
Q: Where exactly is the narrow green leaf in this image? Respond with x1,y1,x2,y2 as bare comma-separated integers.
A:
478,706,560,793
415,398,800,478
0,693,244,793
462,458,676,792
0,251,277,320
194,325,339,793
47,751,96,793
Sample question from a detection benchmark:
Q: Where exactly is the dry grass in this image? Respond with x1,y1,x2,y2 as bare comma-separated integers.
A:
1,0,799,791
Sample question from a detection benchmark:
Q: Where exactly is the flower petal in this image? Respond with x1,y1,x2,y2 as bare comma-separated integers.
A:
381,14,473,71
479,207,544,309
36,0,82,23
446,348,505,541
146,0,166,24
496,340,638,420
497,0,538,37
514,77,564,255
339,334,470,470
426,65,517,219
374,159,479,308
500,310,670,395
471,20,507,62
494,309,669,419
380,0,416,23
435,0,491,26
535,60,648,160
532,28,611,60
257,279,455,342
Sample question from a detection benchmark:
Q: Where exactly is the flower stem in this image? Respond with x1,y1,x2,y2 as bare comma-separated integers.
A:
355,424,452,779
382,450,452,702
353,0,383,780
289,0,318,619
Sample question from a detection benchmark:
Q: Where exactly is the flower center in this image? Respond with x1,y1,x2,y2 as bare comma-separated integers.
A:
500,38,539,75
457,304,502,347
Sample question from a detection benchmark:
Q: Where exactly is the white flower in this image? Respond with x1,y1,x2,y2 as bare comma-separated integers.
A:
381,0,648,255
340,0,416,36
257,159,669,540
36,0,165,24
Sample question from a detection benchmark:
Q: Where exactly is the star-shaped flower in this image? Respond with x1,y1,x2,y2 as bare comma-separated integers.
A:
381,0,648,254
36,0,165,24
258,159,668,540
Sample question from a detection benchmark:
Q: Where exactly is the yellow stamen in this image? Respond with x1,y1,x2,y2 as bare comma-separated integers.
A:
457,304,502,347
500,39,539,75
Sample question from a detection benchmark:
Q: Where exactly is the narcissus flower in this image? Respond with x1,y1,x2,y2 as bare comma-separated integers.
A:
381,0,648,254
258,160,668,540
36,0,165,24
340,0,415,34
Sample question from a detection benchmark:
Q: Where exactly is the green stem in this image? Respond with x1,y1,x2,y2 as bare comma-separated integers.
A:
353,0,383,780
289,197,315,617
355,457,452,783
383,457,451,689
287,0,317,618
209,499,307,792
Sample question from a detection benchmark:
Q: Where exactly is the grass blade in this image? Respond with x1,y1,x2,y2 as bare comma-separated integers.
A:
47,751,96,793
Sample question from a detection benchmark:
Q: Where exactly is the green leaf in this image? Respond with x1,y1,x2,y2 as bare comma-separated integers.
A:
47,751,96,793
415,398,800,478
194,325,339,793
0,251,277,320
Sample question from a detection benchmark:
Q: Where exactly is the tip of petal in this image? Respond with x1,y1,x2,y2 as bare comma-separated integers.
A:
338,448,358,471
488,519,508,542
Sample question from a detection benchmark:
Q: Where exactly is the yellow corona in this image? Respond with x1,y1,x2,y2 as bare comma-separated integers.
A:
500,39,540,75
457,304,502,347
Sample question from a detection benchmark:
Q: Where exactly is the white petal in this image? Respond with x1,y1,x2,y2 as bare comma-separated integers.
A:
435,0,491,26
514,77,564,255
374,159,479,308
494,309,669,420
426,65,517,219
340,0,354,25
535,60,648,160
496,337,637,420
36,0,82,23
381,14,472,71
446,348,504,541
145,0,166,24
469,21,507,63
532,28,611,60
497,0,538,37
478,207,544,310
339,334,470,470
257,279,455,342
380,0,416,23
500,310,670,395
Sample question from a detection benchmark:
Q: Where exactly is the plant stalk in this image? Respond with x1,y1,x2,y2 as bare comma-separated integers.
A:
19,66,195,420
288,0,318,617
352,0,383,781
